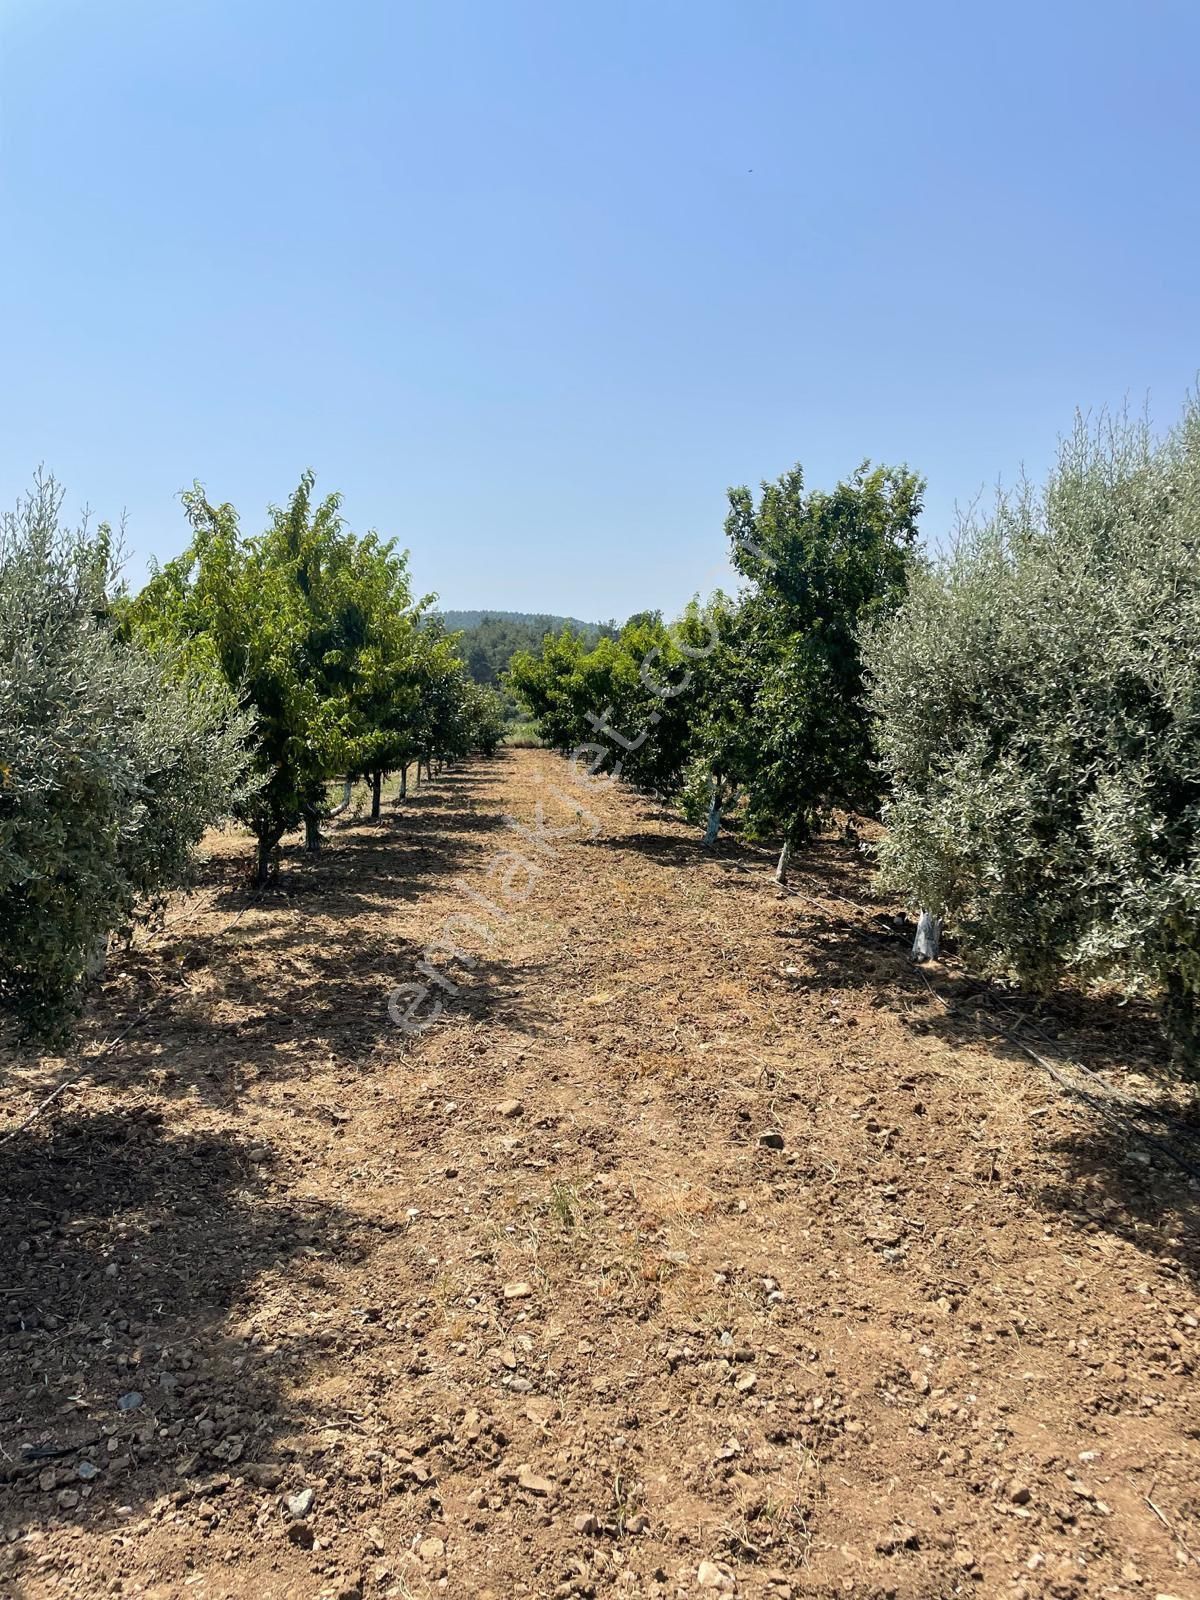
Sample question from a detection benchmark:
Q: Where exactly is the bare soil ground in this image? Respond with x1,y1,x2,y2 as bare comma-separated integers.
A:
2,749,1199,1600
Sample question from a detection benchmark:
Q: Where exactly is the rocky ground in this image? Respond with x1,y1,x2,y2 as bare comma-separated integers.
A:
2,749,1199,1600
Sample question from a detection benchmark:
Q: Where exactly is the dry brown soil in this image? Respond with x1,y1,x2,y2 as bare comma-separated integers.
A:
2,749,1199,1600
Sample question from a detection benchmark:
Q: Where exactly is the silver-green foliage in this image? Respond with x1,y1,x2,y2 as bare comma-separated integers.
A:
864,404,1200,1070
0,475,255,1041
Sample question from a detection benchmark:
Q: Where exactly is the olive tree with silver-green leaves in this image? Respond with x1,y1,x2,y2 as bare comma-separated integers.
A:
0,474,257,1043
864,402,1200,1074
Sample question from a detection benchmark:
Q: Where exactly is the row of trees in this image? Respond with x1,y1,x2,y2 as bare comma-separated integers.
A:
122,473,504,879
509,403,1200,1072
508,462,923,871
1,472,503,1041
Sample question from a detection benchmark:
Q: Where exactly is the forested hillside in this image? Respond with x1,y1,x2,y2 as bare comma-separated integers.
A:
436,608,606,634
434,609,616,686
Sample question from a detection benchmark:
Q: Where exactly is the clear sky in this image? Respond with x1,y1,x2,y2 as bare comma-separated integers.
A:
2,1,1198,620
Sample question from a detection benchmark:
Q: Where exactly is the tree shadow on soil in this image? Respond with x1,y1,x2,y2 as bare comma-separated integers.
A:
66,922,539,1113
586,829,789,902
7,769,533,1110
208,772,511,915
763,856,1200,1295
1033,1123,1200,1290
588,819,874,902
0,755,548,1589
908,970,1200,1294
0,1109,376,1563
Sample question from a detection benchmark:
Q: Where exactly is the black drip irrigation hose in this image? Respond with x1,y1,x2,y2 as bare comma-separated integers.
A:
1004,1026,1200,1187
917,969,1200,1187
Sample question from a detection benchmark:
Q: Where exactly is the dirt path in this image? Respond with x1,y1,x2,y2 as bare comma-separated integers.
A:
2,750,1199,1599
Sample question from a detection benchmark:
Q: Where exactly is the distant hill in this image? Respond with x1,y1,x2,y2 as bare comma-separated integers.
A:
436,609,607,635
433,609,617,687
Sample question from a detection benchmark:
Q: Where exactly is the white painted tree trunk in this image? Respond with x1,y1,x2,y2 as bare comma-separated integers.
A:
912,910,942,962
327,777,353,818
703,795,722,846
774,838,792,885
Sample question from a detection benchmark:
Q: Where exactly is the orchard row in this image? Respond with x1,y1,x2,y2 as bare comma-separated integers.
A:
508,403,1200,1070
0,471,503,1040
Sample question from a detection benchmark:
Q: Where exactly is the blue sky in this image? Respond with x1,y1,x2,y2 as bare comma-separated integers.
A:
2,0,1197,620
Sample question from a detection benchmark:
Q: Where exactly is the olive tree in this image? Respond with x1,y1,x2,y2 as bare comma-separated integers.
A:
864,403,1200,1072
0,475,255,1041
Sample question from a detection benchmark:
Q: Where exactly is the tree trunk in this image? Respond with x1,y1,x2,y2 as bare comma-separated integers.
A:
254,830,280,887
912,910,942,962
703,783,723,847
85,934,108,980
327,777,353,818
371,770,382,820
399,764,408,800
774,837,792,885
1163,970,1200,1079
303,808,322,853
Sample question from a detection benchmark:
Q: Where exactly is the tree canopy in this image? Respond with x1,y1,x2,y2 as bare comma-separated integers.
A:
864,405,1200,1071
507,459,923,879
1,475,255,1040
124,472,502,880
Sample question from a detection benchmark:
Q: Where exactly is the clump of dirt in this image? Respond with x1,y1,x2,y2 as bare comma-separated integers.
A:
2,751,1197,1599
